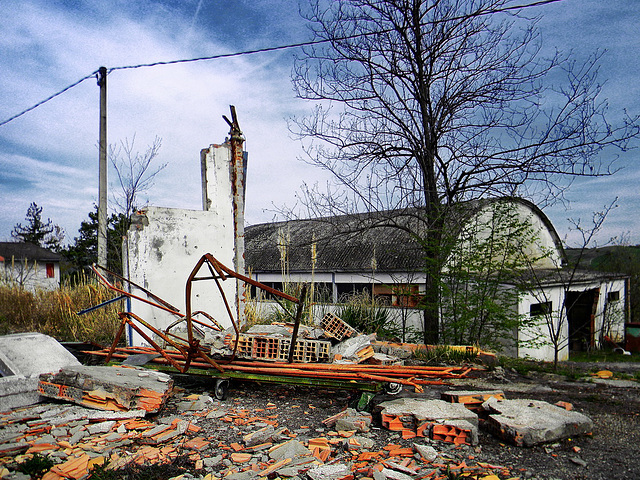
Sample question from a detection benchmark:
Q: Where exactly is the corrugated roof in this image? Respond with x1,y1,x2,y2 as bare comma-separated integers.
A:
245,210,428,273
0,242,62,262
244,198,565,275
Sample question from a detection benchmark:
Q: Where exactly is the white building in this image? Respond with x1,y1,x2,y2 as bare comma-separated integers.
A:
0,242,62,291
245,198,628,361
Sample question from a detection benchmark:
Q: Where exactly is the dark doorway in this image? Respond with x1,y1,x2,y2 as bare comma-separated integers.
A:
566,288,599,351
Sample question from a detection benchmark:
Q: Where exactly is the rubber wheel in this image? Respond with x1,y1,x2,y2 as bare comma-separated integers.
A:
385,382,403,395
214,379,229,400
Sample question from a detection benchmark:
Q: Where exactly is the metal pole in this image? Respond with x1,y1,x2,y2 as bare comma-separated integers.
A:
97,66,108,268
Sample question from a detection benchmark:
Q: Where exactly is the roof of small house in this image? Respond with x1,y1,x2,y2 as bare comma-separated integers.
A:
245,197,564,274
0,242,62,262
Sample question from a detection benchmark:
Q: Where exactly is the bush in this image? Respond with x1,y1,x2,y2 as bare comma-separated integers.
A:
0,274,123,345
338,291,400,340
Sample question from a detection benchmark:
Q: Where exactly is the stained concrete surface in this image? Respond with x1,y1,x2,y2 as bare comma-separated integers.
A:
0,332,80,411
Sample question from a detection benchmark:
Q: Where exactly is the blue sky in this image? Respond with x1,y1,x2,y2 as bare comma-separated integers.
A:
1,0,638,248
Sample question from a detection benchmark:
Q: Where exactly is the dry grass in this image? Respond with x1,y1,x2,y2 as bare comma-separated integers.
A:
0,275,123,345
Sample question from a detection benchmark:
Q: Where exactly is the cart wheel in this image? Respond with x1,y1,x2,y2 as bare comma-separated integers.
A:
214,379,229,400
385,383,403,395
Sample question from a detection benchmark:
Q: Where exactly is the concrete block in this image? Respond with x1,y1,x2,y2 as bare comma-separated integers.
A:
482,397,594,446
0,332,81,410
0,332,80,377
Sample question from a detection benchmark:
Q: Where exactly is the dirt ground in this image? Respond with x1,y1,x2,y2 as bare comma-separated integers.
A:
166,361,640,480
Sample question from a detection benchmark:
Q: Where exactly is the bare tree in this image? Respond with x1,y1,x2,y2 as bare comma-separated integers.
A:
290,0,640,343
109,135,165,222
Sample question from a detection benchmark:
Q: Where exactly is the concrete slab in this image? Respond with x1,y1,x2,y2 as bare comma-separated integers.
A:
482,397,594,446
0,332,80,377
38,365,173,414
0,332,81,411
377,398,479,426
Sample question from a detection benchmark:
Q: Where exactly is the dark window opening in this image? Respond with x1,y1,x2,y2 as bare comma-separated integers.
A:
607,291,620,302
530,301,552,316
46,263,55,278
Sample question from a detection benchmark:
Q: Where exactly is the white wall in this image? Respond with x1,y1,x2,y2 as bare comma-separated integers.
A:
126,206,238,346
517,278,627,361
0,259,60,291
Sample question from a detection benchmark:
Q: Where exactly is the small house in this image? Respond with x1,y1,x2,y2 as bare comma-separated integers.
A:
0,242,62,291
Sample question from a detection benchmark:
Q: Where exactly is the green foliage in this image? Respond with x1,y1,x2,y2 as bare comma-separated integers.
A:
499,356,590,380
338,291,399,340
88,457,191,480
11,202,64,251
0,274,123,345
17,453,55,477
569,350,640,363
440,201,552,351
412,345,478,365
62,206,129,276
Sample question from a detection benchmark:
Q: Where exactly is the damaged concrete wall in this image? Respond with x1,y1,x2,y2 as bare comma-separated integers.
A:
126,134,247,347
127,207,237,346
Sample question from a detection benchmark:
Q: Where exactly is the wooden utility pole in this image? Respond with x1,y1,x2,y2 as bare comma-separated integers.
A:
97,67,108,268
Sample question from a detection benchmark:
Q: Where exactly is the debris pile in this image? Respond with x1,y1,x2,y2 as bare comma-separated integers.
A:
38,365,173,413
1,388,538,480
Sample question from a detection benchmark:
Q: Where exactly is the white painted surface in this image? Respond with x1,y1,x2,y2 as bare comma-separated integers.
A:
127,206,237,346
0,259,60,291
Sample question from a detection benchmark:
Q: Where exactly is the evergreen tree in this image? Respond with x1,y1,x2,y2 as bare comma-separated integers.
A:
63,206,128,275
11,202,64,251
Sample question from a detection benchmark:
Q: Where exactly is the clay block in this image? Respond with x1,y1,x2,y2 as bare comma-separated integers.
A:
38,365,173,414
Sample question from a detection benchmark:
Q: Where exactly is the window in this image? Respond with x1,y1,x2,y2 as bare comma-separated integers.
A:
46,263,55,278
530,301,552,316
607,291,620,302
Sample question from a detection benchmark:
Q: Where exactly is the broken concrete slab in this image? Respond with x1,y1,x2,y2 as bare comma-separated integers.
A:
482,397,594,447
38,365,173,413
0,332,80,377
332,334,374,363
307,463,351,480
377,398,478,444
0,332,81,411
378,398,479,427
268,439,312,461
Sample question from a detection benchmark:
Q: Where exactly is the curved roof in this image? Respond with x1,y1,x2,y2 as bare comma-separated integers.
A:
244,197,565,274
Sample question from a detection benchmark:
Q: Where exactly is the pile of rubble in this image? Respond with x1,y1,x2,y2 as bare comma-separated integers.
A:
0,330,596,480
189,313,406,366
1,382,594,480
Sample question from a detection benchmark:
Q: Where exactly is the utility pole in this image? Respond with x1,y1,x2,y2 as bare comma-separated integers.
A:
97,67,108,268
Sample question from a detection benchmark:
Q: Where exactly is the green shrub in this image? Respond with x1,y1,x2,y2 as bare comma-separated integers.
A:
338,292,400,340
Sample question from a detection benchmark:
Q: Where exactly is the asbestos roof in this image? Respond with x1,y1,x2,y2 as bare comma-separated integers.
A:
512,267,628,287
244,197,565,275
245,210,427,274
0,242,62,262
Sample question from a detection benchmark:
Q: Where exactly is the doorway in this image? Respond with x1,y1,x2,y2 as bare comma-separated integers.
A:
566,288,599,351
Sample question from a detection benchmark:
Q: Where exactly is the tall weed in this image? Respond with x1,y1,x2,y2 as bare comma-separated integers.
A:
0,274,122,345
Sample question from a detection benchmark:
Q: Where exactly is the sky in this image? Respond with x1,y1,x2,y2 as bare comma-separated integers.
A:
0,0,638,249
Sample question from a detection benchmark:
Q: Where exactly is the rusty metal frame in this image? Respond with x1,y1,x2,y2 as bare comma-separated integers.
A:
93,253,306,374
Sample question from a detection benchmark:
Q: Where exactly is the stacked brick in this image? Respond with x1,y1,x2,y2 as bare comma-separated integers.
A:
232,334,331,363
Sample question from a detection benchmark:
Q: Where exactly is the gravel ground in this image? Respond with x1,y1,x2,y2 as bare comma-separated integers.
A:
161,362,640,480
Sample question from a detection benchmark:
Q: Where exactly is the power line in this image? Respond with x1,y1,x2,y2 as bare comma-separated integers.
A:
0,70,99,127
0,0,563,128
